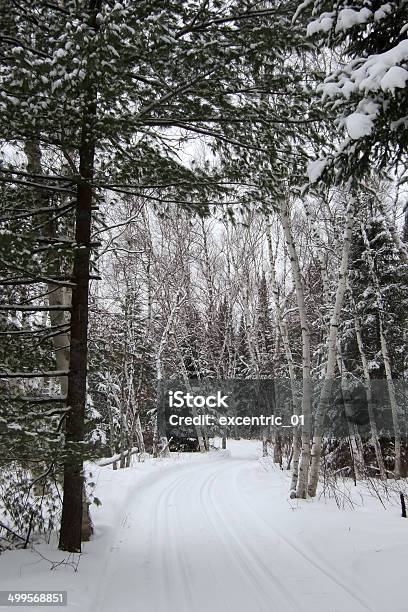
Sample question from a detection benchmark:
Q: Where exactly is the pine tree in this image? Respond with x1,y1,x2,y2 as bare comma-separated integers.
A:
2,0,310,550
304,1,408,180
344,214,408,380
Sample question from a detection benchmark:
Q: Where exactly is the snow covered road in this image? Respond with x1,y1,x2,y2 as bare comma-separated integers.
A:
1,440,406,612
94,442,377,612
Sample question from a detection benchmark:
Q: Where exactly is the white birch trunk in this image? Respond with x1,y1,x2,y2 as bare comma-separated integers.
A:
119,409,127,469
262,435,268,457
266,223,301,492
106,395,118,470
24,141,71,397
154,290,186,456
278,201,312,498
134,413,145,456
308,200,355,497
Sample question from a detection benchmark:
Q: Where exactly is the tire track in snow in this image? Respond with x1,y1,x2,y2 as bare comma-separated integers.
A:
150,472,184,612
199,468,267,611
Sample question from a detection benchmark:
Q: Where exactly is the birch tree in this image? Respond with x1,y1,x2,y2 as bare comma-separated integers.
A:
278,199,312,498
308,198,355,497
266,221,301,491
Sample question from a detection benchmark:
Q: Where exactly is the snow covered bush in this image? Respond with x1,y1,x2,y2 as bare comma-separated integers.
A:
0,463,61,551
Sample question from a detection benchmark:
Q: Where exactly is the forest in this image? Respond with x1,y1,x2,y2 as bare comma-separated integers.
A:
1,1,408,611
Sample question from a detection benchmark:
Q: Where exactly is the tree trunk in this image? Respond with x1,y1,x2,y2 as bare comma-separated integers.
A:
278,201,312,498
308,200,355,497
24,139,93,549
378,317,401,477
59,43,97,549
262,435,268,457
273,430,282,466
266,222,301,494
119,409,127,469
23,140,71,398
128,365,146,464
134,413,145,457
152,414,159,458
81,486,93,541
155,290,186,456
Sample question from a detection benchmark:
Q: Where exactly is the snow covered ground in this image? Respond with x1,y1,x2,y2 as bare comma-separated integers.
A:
0,440,407,611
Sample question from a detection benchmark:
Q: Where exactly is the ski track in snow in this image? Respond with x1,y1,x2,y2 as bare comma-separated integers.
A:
233,467,372,612
94,444,375,612
202,466,297,611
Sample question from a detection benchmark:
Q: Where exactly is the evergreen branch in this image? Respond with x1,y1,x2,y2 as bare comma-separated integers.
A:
0,203,75,223
176,8,280,37
0,168,76,183
0,278,75,287
0,176,75,193
0,521,25,542
0,370,69,378
0,324,70,336
0,259,75,288
0,34,49,59
3,396,67,404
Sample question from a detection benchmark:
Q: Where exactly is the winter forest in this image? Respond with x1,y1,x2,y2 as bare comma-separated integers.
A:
1,1,408,611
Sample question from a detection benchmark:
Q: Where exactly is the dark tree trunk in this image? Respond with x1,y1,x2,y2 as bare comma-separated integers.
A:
59,4,98,546
58,142,94,551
